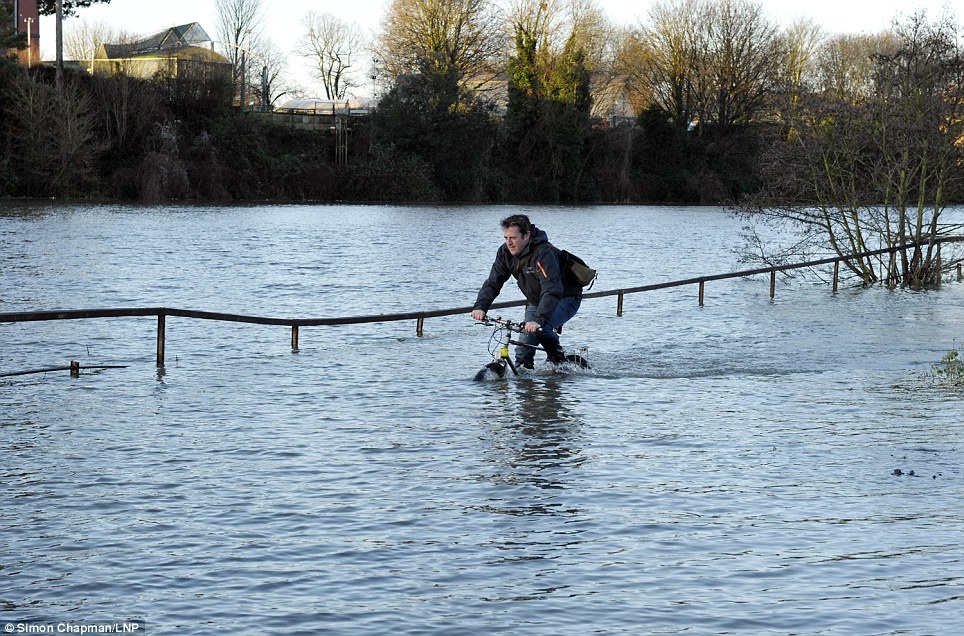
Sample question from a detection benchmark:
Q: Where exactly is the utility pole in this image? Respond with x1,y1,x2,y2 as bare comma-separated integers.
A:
24,16,34,68
239,47,246,112
335,116,348,165
55,0,63,92
261,64,268,110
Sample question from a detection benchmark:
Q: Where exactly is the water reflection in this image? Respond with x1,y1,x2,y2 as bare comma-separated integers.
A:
506,377,584,480
477,376,585,515
470,377,591,602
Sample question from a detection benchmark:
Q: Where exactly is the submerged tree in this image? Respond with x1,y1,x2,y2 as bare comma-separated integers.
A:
746,11,964,289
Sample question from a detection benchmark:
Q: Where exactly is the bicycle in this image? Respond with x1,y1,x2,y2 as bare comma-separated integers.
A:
473,316,590,381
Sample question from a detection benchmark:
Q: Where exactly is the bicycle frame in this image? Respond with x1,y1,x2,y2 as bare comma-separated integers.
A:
474,317,528,380
473,316,590,380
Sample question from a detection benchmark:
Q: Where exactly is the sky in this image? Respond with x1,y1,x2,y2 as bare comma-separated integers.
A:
38,0,959,98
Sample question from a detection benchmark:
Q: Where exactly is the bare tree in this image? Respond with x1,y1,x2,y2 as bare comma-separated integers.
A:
63,18,132,70
561,0,623,118
298,11,367,100
636,0,708,129
214,0,266,105
250,41,294,108
3,74,102,195
638,0,781,135
377,0,504,88
566,0,613,69
700,0,782,135
779,18,824,101
814,32,895,102
611,26,654,117
869,12,964,286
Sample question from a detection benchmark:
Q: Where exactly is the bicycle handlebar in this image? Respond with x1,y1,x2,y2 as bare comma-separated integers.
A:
476,316,526,333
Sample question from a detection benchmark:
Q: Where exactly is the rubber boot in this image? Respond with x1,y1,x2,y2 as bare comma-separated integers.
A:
536,331,567,364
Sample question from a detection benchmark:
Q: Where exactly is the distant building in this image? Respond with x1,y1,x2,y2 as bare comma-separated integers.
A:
591,74,640,126
275,98,375,116
93,22,230,80
6,0,40,67
268,98,375,131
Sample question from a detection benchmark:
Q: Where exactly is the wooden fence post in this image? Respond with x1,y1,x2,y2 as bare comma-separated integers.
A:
156,312,166,366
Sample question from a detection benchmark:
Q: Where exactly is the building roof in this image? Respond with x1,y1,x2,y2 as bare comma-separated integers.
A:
101,22,213,60
275,98,376,114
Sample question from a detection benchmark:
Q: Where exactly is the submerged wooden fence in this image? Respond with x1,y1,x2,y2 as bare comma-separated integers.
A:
2,238,962,369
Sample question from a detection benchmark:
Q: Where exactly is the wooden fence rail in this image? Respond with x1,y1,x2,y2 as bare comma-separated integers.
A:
2,238,962,367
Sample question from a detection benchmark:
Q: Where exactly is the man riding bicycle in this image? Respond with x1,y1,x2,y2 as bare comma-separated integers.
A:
470,214,582,369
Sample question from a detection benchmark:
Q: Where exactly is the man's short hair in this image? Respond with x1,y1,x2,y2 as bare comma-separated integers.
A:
501,214,532,235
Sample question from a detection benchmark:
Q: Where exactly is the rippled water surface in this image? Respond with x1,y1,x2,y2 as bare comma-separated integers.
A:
2,203,963,635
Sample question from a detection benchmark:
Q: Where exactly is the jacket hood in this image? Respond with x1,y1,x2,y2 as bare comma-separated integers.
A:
523,227,549,254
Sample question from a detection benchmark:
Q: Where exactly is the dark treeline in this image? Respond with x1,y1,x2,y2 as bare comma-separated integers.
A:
1,0,962,208
0,59,751,203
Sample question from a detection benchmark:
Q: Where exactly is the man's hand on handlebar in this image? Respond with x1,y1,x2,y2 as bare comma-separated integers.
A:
471,313,540,334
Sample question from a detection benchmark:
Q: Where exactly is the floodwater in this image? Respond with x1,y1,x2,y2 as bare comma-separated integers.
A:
1,203,962,635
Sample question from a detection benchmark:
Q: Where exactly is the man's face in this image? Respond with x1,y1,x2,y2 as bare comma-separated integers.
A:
503,226,531,256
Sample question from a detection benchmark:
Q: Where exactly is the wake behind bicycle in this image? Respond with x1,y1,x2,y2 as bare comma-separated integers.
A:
473,316,590,381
